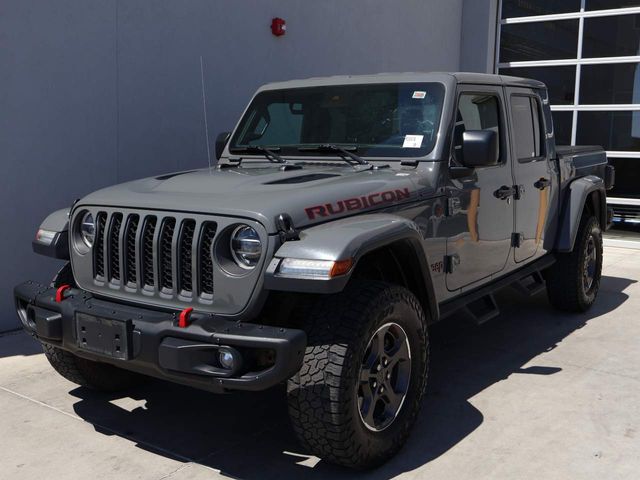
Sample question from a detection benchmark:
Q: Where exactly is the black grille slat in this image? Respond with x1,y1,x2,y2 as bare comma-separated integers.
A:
124,215,139,285
109,214,123,281
178,220,196,293
159,218,176,290
141,217,157,287
199,222,217,296
94,212,107,278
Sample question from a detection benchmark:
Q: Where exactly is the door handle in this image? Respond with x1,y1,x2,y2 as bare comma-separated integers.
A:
534,177,551,190
493,185,516,200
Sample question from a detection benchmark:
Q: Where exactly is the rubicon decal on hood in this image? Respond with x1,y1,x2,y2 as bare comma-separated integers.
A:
305,188,411,220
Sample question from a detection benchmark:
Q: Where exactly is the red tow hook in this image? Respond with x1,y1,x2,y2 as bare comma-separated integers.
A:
55,284,71,303
178,307,194,328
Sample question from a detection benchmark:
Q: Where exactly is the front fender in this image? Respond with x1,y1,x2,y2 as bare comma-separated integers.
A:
264,213,438,318
555,176,606,252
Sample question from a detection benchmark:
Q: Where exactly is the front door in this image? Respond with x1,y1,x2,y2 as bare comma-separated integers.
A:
445,86,515,291
506,88,553,263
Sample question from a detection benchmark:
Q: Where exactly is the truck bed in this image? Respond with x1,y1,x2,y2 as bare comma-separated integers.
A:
556,145,613,190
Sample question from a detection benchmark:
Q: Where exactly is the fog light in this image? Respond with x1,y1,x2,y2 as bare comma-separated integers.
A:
218,348,236,370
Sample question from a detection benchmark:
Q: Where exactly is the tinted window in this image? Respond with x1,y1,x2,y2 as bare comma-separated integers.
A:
453,94,502,165
500,20,579,62
500,66,576,104
586,0,640,10
511,96,545,160
576,111,640,151
230,83,445,158
607,157,640,198
580,63,640,104
552,111,573,145
502,0,581,18
582,14,640,58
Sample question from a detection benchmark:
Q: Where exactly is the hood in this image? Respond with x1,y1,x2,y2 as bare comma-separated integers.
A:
78,163,439,233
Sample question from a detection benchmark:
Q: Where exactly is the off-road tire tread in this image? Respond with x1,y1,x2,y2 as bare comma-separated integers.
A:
287,281,429,469
547,214,602,312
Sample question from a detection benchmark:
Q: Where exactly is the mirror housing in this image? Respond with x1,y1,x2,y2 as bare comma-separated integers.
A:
215,131,231,160
462,130,498,167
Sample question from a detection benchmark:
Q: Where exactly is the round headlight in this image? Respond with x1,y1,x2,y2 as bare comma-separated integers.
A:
79,212,96,248
230,225,261,269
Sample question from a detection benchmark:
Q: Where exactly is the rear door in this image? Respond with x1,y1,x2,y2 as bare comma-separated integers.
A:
506,87,553,263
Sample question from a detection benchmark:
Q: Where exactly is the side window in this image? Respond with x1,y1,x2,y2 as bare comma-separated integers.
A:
511,95,546,162
453,93,502,165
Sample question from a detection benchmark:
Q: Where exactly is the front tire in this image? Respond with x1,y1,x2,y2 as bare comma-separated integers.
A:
42,344,142,392
547,213,603,312
287,281,429,469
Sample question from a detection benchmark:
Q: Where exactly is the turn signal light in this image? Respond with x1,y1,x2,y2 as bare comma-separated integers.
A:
277,258,353,279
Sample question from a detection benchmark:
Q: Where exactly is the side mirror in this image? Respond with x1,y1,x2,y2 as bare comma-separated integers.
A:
215,132,231,160
462,130,498,167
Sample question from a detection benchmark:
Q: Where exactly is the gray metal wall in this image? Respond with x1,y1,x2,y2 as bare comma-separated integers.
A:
0,0,495,332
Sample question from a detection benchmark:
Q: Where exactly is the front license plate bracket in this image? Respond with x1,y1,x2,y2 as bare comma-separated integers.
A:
75,313,132,360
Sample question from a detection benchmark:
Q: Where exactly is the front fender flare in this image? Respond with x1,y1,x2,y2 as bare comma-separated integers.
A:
32,208,71,259
264,213,438,319
555,176,606,252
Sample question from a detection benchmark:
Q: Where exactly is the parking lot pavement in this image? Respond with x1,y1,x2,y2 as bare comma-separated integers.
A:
1,246,638,480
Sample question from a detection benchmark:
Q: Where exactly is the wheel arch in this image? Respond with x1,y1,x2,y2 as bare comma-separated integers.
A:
351,238,438,323
264,213,439,322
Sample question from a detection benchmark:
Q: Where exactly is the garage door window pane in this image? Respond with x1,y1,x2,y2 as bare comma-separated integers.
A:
502,0,581,18
500,21,579,62
552,111,573,145
607,157,640,198
580,63,640,104
500,66,576,105
586,0,640,10
576,111,640,151
582,14,640,58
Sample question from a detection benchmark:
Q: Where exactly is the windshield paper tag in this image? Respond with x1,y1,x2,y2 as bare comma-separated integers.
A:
403,135,424,148
412,91,426,99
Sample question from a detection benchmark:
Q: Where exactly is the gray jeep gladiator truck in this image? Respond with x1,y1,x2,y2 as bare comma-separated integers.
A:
15,72,614,469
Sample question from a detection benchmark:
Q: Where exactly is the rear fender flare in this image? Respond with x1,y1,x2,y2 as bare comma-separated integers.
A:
555,176,606,252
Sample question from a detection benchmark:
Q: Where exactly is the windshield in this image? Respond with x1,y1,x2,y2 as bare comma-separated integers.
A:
229,82,445,159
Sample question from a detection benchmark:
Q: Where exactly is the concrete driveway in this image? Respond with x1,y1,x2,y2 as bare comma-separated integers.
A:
1,246,638,480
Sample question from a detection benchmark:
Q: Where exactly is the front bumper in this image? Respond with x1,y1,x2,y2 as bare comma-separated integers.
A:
14,281,306,393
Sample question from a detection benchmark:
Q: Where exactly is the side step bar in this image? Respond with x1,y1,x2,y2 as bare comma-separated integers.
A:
462,293,499,325
439,255,555,324
512,271,547,297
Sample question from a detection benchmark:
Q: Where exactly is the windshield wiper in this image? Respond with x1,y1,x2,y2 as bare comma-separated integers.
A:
297,144,368,165
229,146,286,164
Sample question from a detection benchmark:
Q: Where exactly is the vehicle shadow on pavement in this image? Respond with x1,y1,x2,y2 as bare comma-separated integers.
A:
69,275,634,479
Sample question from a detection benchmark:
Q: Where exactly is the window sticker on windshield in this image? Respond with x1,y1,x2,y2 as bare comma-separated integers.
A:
403,135,424,148
412,91,426,99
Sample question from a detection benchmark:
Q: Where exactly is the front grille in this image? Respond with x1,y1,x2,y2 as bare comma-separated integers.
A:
92,211,217,298
158,218,176,290
109,213,123,281
124,215,139,285
199,222,217,296
141,216,157,287
178,219,196,293
94,212,107,278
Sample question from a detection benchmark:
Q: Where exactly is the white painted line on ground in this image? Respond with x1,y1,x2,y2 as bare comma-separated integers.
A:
604,238,640,250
